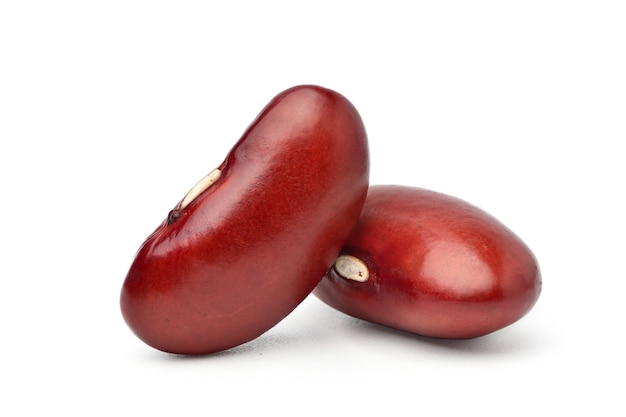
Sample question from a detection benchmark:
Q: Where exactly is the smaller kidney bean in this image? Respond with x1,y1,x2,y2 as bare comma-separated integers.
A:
314,185,542,339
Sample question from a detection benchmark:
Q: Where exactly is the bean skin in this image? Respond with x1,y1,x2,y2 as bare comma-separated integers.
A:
120,85,369,354
314,185,541,339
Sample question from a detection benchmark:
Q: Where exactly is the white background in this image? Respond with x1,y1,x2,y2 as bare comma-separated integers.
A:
2,1,625,415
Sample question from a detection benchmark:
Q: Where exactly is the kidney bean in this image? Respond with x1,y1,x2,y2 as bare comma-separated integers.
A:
121,85,369,354
314,185,541,339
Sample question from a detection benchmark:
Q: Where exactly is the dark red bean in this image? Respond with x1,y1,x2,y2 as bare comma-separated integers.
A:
314,185,541,339
121,85,369,354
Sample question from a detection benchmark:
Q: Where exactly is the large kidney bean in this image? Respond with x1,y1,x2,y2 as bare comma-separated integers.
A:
314,185,541,339
121,85,369,354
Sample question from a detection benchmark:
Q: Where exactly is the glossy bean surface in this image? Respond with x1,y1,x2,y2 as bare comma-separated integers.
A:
121,85,369,354
314,185,541,339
